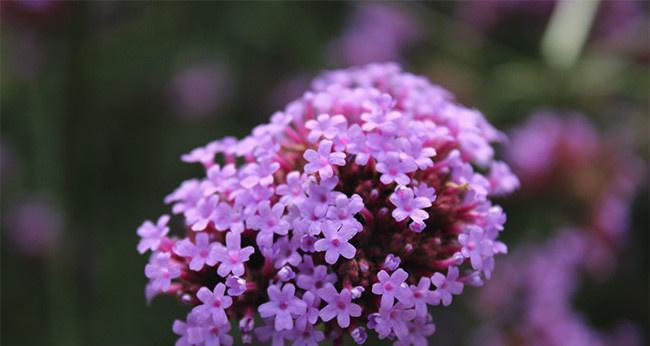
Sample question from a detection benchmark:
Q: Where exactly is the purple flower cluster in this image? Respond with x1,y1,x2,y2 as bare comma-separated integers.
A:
138,63,517,345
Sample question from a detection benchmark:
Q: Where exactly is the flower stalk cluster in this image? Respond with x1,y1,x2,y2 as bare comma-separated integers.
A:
137,63,517,345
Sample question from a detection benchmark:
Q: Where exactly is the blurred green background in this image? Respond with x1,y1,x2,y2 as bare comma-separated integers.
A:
1,1,648,345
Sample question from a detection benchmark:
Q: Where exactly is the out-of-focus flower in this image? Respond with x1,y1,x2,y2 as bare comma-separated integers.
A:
169,62,231,120
327,4,422,66
137,214,170,254
472,229,643,346
138,63,516,344
506,111,644,272
6,195,62,257
269,73,312,110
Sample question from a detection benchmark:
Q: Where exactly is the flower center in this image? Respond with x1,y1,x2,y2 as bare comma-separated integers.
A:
336,301,347,310
384,282,394,291
331,238,341,247
279,301,289,310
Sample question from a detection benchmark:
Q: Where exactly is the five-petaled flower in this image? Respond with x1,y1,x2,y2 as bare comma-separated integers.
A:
314,222,357,264
145,252,181,292
318,284,362,328
192,283,233,324
372,268,413,308
389,186,432,228
258,283,307,331
303,140,346,178
212,232,255,277
137,215,170,254
431,266,464,306
173,232,219,271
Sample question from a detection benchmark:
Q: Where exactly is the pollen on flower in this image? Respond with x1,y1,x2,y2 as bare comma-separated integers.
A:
137,63,517,345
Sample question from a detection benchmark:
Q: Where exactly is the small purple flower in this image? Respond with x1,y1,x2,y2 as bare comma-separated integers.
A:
305,113,348,142
300,234,318,252
403,137,437,169
185,195,219,231
181,144,218,167
488,161,520,196
361,108,401,133
431,266,464,306
383,253,401,271
277,265,296,282
172,312,203,346
225,276,247,296
410,277,437,317
458,226,494,271
212,232,255,277
350,286,365,299
372,268,413,308
371,302,417,339
276,171,307,205
296,290,321,327
389,186,431,226
394,317,436,346
376,152,417,185
247,201,290,235
137,215,170,254
289,323,325,346
297,264,337,291
350,326,368,344
326,193,364,232
173,233,219,271
303,140,346,178
195,318,234,346
413,182,436,202
271,235,303,268
192,283,233,324
204,163,237,195
145,252,181,292
212,202,244,233
258,283,307,331
314,222,357,264
318,283,362,328
240,156,280,188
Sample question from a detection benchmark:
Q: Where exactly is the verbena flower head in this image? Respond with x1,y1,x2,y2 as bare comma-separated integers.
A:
137,63,517,345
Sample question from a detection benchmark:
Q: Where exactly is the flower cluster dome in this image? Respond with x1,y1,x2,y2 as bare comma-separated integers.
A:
137,63,518,345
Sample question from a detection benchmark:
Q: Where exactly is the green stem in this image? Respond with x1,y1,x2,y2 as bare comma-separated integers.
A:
541,0,600,69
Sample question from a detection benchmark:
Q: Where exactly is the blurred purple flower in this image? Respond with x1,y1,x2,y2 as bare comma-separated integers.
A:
137,214,170,254
170,63,231,119
6,195,62,257
327,4,422,66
